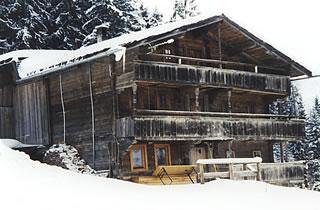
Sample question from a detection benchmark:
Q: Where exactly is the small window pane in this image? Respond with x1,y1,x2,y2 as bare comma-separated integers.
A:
132,148,143,168
156,148,167,165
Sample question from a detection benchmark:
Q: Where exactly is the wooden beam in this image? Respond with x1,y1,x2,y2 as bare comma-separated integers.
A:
132,83,138,114
195,87,200,111
218,22,222,69
227,89,232,113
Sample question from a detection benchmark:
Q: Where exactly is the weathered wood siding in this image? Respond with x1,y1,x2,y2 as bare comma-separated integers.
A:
0,86,14,138
134,62,289,94
117,115,305,141
0,66,15,138
0,107,14,138
261,162,305,186
216,141,274,162
48,57,114,170
14,80,49,145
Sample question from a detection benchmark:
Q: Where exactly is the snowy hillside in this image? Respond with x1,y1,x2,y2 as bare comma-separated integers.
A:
0,140,319,210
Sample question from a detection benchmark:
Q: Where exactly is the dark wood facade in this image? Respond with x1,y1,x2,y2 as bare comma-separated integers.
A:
0,15,310,177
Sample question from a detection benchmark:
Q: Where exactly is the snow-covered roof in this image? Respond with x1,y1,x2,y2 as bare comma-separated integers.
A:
0,14,312,80
0,14,223,80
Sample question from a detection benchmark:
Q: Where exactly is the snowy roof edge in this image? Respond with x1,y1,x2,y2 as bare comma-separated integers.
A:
1,14,312,80
16,47,124,83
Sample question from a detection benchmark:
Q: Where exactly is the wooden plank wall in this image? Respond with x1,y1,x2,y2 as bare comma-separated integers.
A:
0,66,15,138
49,57,115,170
0,107,14,138
14,80,49,145
216,141,274,162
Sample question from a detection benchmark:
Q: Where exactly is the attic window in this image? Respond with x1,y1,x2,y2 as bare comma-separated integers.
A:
164,49,171,55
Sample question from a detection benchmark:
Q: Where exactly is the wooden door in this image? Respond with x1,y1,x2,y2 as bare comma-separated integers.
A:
189,147,206,165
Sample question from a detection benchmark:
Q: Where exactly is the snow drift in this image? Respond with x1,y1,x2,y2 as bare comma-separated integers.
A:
0,139,319,210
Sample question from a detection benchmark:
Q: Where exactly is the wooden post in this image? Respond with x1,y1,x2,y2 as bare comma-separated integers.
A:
256,162,262,181
218,22,222,69
199,163,204,184
243,164,247,170
132,84,137,114
195,87,200,111
280,142,286,163
229,163,234,180
227,89,232,113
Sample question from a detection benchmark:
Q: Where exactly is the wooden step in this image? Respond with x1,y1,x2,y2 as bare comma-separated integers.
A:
131,175,198,185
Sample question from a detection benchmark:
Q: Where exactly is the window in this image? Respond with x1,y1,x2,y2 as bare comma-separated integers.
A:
154,144,171,167
253,151,262,158
130,144,148,171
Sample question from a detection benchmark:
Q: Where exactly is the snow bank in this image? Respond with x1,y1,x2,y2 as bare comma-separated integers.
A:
0,140,319,210
0,138,39,149
197,157,262,164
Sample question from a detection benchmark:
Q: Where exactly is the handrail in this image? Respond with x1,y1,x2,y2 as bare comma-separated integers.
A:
197,157,262,184
144,53,286,73
134,60,290,79
135,109,304,121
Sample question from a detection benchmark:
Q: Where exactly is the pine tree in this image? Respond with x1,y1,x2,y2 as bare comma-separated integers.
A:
171,0,186,22
304,97,320,190
185,0,200,17
0,0,163,51
269,85,306,161
139,5,163,29
170,0,200,22
148,8,163,28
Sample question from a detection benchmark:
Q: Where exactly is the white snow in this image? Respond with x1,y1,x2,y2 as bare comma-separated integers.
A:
197,157,262,164
0,140,319,210
0,138,38,149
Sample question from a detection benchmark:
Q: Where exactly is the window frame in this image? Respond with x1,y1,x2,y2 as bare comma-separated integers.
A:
130,144,148,172
154,144,171,167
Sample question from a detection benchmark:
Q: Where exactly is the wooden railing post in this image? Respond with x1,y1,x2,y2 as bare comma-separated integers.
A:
229,163,234,180
227,89,232,113
195,87,200,112
132,83,137,114
257,162,262,181
199,163,204,184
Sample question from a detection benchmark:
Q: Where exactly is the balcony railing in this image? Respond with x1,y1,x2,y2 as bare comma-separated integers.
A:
133,61,290,94
116,110,305,141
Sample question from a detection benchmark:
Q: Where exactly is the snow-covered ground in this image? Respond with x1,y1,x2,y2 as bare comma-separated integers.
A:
0,140,319,210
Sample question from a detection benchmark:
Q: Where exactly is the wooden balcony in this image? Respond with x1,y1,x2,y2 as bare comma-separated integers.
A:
116,110,305,141
132,61,290,95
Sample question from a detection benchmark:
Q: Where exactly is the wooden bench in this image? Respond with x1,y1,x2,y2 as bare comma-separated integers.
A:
153,165,198,185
